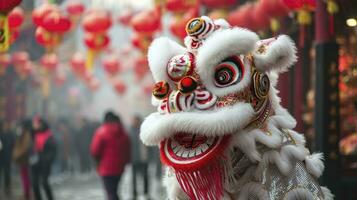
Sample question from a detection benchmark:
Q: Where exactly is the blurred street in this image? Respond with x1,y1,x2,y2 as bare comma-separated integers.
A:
0,165,165,200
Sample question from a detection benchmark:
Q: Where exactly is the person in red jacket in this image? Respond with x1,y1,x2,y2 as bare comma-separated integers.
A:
90,111,130,200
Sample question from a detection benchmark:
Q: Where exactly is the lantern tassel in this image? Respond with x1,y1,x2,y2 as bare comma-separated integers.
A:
0,14,10,52
86,49,96,72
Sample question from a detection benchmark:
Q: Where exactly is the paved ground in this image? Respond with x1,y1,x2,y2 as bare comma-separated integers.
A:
0,165,166,200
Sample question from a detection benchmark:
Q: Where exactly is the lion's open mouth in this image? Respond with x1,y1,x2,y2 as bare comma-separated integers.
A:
160,132,230,169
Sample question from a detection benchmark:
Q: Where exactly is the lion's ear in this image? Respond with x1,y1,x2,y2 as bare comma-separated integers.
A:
253,35,297,73
148,37,186,82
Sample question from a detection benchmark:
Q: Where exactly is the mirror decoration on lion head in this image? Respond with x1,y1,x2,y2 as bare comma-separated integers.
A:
140,16,334,200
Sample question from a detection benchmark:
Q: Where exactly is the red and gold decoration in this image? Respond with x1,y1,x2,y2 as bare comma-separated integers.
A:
82,9,112,71
113,80,127,95
40,53,58,73
0,0,22,52
70,52,86,78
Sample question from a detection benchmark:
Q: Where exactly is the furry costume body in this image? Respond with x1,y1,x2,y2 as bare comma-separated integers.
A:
140,16,333,200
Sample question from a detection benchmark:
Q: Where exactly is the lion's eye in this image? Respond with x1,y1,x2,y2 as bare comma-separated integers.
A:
214,56,244,87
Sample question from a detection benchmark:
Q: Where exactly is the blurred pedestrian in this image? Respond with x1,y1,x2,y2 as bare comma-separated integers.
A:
0,120,15,197
129,115,150,199
12,119,33,200
31,117,56,200
90,111,130,200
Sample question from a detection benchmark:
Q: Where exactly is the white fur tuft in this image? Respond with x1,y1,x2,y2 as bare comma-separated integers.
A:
321,186,334,200
253,35,297,73
305,153,325,178
140,102,255,145
147,37,186,83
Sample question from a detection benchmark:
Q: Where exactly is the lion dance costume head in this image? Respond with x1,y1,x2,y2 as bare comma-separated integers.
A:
140,16,333,200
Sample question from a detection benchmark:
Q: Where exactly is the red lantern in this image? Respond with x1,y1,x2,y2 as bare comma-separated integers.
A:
118,9,133,26
66,1,85,16
103,55,120,76
32,4,58,27
0,0,22,14
70,52,86,75
40,53,58,72
166,0,198,13
82,10,112,34
251,3,270,31
260,0,290,18
0,0,22,52
113,80,126,94
131,32,152,52
8,7,24,30
134,56,149,80
15,60,32,79
169,8,198,40
41,11,72,33
283,0,315,10
227,4,253,28
202,0,235,8
35,27,59,48
84,33,110,51
130,8,161,34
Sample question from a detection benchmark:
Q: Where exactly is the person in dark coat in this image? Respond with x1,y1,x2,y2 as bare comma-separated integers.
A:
13,119,33,200
0,120,15,197
129,115,150,199
90,111,130,200
31,117,56,200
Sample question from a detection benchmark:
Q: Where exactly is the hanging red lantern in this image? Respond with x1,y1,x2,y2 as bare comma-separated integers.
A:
118,9,133,26
66,1,85,16
166,0,198,13
131,32,152,52
8,7,24,30
41,11,72,33
102,55,120,76
113,80,126,95
0,0,22,52
40,53,58,72
260,0,290,18
55,72,66,87
202,0,235,9
134,56,149,80
251,3,270,31
84,33,110,51
82,9,112,34
70,52,86,76
0,0,22,14
15,60,32,79
170,8,198,40
227,3,253,28
32,4,58,27
0,53,10,75
130,8,161,34
283,0,316,46
35,27,59,48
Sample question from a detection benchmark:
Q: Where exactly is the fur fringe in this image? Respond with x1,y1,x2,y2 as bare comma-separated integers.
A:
305,153,325,178
238,182,269,200
284,188,315,200
321,186,334,200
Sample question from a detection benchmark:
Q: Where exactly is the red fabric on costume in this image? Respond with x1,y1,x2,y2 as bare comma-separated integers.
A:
34,130,52,152
90,123,130,176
